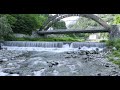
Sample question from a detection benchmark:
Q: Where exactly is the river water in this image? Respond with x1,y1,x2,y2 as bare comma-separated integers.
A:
0,41,120,76
2,41,105,52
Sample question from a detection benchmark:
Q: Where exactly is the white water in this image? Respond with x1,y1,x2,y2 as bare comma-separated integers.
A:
2,41,105,53
2,45,104,53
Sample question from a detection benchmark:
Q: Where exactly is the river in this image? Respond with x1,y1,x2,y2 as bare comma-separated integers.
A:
0,41,120,76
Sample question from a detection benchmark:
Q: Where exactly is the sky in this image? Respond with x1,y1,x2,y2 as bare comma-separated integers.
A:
62,16,79,27
51,14,79,28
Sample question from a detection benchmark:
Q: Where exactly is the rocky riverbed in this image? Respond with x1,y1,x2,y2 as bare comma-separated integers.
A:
0,49,120,76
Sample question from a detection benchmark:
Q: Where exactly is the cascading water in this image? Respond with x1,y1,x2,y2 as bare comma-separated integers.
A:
2,41,106,52
70,42,106,48
3,41,63,48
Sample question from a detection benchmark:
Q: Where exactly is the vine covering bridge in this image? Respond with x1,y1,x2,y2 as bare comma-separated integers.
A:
37,14,120,39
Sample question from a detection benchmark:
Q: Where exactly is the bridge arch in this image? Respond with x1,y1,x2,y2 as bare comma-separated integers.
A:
39,14,111,31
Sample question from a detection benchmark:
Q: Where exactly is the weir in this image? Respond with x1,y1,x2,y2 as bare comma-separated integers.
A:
3,41,106,48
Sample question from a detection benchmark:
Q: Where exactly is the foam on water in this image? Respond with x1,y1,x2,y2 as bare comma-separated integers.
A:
2,41,105,53
2,45,103,53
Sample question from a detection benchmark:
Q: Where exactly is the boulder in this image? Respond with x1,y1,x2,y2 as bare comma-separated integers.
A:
0,58,8,62
113,47,117,50
89,50,96,54
66,52,72,54
0,72,8,76
95,48,99,54
65,55,71,58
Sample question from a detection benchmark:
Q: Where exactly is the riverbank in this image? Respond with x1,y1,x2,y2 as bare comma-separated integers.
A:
0,49,120,76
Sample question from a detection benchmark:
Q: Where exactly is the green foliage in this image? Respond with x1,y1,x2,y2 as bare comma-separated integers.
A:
113,60,120,66
113,14,120,24
12,36,84,42
99,40,107,42
106,39,120,50
107,38,120,67
68,14,115,39
1,14,49,35
5,14,17,28
106,40,114,47
10,14,39,35
0,16,13,40
52,21,67,29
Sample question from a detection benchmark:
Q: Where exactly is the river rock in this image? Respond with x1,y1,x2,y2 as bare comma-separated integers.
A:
89,50,95,54
2,58,8,61
111,71,119,75
66,52,72,54
9,74,19,76
65,55,71,58
7,63,13,67
11,57,15,60
97,73,101,76
78,50,86,55
95,48,99,54
47,61,59,67
33,69,45,76
105,64,110,67
112,47,117,50
3,68,22,75
82,56,88,60
72,55,78,58
0,72,8,76
113,57,119,61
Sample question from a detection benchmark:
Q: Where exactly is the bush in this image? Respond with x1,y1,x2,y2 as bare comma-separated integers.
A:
106,40,114,47
113,60,120,67
107,38,120,67
100,40,107,42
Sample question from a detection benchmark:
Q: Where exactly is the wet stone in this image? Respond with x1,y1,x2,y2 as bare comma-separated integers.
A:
66,52,72,54
65,55,71,58
97,73,101,76
2,58,8,62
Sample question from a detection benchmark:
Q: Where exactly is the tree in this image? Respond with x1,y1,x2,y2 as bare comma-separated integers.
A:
5,14,17,28
113,14,120,24
6,14,48,35
0,16,13,40
52,20,67,29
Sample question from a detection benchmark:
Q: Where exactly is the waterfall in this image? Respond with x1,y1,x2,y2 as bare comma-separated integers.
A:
3,41,106,49
70,42,106,48
3,41,63,48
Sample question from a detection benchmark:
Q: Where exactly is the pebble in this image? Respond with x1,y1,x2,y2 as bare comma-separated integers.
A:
2,58,8,62
7,63,13,66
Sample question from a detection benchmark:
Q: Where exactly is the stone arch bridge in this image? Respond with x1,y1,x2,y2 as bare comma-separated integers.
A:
37,14,120,39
